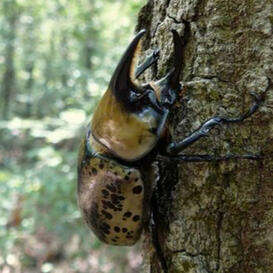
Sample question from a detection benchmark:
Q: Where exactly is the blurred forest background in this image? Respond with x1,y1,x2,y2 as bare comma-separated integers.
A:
0,0,145,272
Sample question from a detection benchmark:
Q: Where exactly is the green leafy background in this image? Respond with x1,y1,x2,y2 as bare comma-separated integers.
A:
0,0,145,272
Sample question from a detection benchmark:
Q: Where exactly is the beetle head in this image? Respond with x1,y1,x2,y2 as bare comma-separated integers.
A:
90,30,183,161
108,29,182,112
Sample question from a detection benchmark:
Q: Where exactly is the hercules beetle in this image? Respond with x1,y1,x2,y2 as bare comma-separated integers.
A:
77,29,264,270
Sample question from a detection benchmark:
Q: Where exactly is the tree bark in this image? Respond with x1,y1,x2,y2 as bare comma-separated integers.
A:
136,0,273,272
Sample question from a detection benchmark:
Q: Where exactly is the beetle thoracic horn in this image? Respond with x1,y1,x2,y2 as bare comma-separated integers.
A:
168,29,183,90
109,29,146,103
152,29,183,106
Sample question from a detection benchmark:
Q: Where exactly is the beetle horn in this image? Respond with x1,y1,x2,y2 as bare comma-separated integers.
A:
154,29,183,106
109,29,146,102
168,29,183,90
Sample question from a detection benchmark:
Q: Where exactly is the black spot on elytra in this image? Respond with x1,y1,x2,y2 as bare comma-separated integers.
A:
111,193,125,205
132,185,142,194
134,178,139,182
102,213,111,220
128,171,132,175
102,222,110,229
99,163,104,169
102,200,115,210
115,178,123,185
114,226,120,233
92,167,97,175
101,210,112,220
132,215,140,222
123,211,132,218
111,194,120,204
124,175,129,181
122,228,128,233
106,184,116,193
101,189,109,197
100,222,111,235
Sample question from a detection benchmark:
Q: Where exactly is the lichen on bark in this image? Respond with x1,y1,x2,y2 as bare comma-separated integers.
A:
136,0,273,272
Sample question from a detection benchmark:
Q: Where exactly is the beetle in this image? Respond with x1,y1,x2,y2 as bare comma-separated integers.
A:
77,28,264,264
77,29,184,246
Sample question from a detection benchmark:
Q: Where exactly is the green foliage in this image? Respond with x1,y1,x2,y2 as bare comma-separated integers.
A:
0,0,144,272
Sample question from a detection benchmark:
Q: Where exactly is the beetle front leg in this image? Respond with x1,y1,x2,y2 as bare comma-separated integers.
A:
166,92,264,155
135,49,160,78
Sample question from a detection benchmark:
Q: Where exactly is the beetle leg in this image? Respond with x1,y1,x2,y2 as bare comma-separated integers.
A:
150,193,168,273
166,91,264,155
135,49,160,78
157,154,263,163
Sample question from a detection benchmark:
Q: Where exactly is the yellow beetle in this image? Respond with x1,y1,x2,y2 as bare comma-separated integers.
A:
77,28,263,249
77,29,183,245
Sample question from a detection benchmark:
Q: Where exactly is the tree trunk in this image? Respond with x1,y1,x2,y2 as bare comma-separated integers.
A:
136,0,273,272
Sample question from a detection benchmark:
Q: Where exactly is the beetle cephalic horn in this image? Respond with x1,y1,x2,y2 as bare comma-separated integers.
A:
109,29,146,103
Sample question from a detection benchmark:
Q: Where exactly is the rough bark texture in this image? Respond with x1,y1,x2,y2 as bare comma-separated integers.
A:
136,0,273,272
